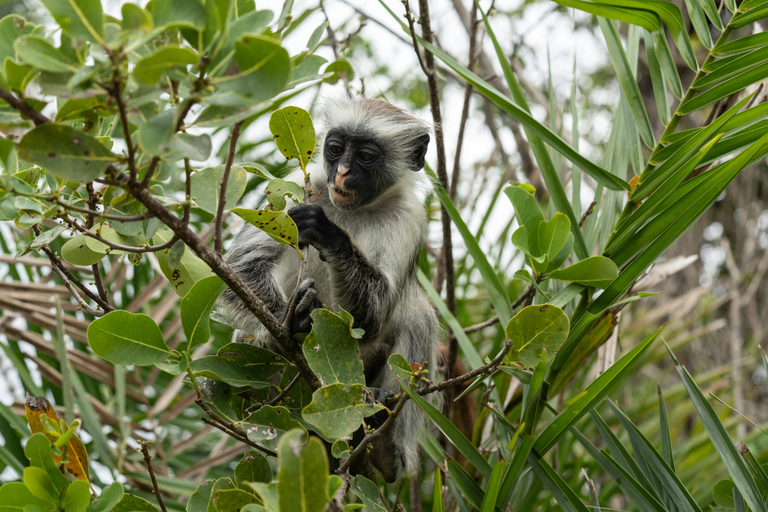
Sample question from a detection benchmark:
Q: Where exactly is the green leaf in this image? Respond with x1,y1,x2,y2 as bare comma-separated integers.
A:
232,208,302,255
713,480,736,509
24,434,69,490
214,34,290,103
505,304,569,370
15,35,77,73
146,0,205,30
350,476,387,512
657,386,675,471
181,275,227,350
534,326,661,455
302,383,382,438
18,124,117,183
0,482,54,512
213,489,260,512
264,179,304,211
190,343,289,388
479,462,504,512
134,46,198,85
112,495,159,512
87,310,170,365
235,452,272,488
154,229,212,296
302,309,365,388
170,133,212,161
529,456,590,512
62,480,90,512
571,428,668,512
643,29,671,125
23,467,58,503
243,405,305,442
269,107,316,172
87,482,123,512
548,256,619,288
676,362,768,512
331,440,350,459
598,18,654,148
537,212,570,261
400,380,492,477
192,165,248,214
40,0,103,44
678,62,768,115
55,96,110,122
136,108,176,156
277,430,329,512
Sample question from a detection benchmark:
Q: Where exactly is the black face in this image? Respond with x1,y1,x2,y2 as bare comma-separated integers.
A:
323,129,392,210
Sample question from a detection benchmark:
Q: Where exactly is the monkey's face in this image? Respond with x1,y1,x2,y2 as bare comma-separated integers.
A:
323,130,393,210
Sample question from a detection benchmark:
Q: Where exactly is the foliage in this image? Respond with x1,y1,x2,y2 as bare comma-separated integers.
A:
0,0,767,511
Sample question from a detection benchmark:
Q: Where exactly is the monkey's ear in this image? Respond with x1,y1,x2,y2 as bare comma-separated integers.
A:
410,134,430,171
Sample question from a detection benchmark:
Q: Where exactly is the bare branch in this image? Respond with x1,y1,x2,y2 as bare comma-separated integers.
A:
200,418,277,457
215,121,244,254
140,442,168,512
61,216,179,254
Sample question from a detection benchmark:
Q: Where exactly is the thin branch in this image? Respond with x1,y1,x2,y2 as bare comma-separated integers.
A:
215,121,244,254
410,0,456,320
0,85,51,125
463,315,499,334
86,183,111,308
283,179,312,329
200,418,277,457
61,216,179,254
403,0,429,75
336,391,409,474
268,372,302,406
183,158,192,225
52,199,152,222
110,75,137,183
447,0,479,379
140,442,168,512
579,200,597,229
41,246,104,316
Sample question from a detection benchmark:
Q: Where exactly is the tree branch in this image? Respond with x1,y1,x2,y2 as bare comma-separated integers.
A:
0,85,51,125
60,216,179,254
215,121,244,254
140,442,168,512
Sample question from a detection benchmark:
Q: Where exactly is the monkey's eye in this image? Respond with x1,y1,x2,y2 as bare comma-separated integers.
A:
328,144,343,156
359,151,375,162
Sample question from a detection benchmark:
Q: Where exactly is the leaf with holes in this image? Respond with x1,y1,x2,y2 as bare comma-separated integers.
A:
505,304,569,370
302,309,365,388
269,106,316,172
264,178,304,210
302,383,383,439
231,208,301,255
243,406,305,443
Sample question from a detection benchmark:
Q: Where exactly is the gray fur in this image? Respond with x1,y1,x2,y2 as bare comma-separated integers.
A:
219,98,438,482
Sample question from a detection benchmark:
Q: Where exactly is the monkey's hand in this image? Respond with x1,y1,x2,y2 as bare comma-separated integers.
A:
367,387,395,429
290,278,322,335
288,204,350,260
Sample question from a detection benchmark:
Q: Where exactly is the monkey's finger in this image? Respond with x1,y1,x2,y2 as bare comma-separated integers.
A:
296,316,313,333
296,278,315,296
296,287,319,314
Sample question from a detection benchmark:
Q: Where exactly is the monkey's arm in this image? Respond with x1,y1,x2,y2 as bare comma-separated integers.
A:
288,204,396,340
219,224,291,338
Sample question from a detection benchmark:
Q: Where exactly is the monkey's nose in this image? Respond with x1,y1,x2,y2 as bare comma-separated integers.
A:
337,164,350,176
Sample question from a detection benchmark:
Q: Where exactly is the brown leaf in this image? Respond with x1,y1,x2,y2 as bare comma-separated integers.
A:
25,395,90,482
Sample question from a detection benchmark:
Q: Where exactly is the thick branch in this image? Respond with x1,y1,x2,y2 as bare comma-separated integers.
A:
127,183,321,390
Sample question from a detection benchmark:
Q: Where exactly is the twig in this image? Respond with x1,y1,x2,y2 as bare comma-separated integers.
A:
403,0,429,75
60,216,179,254
183,159,192,225
215,121,244,254
579,201,597,229
110,73,137,183
52,199,152,222
200,418,277,457
336,392,409,474
283,179,312,329
411,0,456,319
86,183,111,308
268,372,302,406
414,339,512,398
463,315,499,334
41,247,104,316
140,442,168,512
0,85,51,125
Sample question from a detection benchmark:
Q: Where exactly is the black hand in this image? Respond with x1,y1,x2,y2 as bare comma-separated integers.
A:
290,278,322,335
288,204,351,259
367,387,395,429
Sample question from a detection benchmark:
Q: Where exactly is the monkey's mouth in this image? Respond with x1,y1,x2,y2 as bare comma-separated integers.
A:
330,186,355,205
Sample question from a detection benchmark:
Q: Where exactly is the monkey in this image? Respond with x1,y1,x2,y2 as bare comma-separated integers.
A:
218,97,439,482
